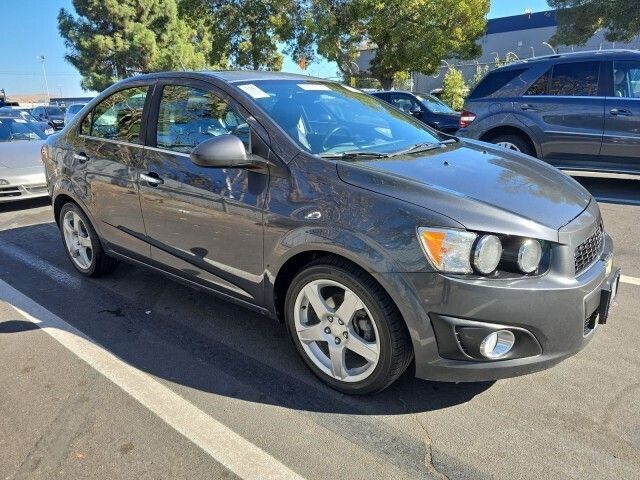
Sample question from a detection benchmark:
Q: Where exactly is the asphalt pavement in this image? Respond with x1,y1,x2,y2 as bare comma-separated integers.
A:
0,175,639,480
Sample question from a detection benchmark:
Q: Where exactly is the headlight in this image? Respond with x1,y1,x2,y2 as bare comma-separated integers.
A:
418,227,476,273
473,235,502,275
419,228,545,276
517,239,542,273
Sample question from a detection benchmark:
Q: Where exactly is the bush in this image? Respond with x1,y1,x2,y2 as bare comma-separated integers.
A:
441,66,468,111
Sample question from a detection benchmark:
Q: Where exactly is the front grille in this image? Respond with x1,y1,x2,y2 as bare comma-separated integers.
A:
584,309,598,336
574,222,604,275
0,186,21,198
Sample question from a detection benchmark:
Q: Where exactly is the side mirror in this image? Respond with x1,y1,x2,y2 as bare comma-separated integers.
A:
190,135,252,168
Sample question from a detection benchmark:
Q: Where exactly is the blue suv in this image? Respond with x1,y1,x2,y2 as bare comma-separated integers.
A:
458,50,640,174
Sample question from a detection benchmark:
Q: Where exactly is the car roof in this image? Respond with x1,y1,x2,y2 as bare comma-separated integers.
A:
117,70,330,86
495,49,640,72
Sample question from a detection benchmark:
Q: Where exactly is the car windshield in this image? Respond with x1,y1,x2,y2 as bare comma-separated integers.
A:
0,118,47,142
235,80,443,156
415,93,456,114
45,106,65,115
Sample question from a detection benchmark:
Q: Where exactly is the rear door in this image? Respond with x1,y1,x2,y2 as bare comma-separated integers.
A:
79,84,153,261
517,60,605,167
600,59,640,172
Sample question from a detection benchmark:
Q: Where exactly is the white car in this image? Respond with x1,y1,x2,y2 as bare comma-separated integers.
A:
0,116,48,202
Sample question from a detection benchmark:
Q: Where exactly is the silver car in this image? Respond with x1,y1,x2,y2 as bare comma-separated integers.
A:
0,115,48,202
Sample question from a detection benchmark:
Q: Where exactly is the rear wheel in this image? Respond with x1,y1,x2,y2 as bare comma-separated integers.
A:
490,134,535,156
59,202,119,277
285,257,412,394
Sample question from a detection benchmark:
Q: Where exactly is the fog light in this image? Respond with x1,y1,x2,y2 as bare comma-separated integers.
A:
479,330,515,359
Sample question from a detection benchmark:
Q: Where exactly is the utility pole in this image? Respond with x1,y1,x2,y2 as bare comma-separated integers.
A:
36,55,51,103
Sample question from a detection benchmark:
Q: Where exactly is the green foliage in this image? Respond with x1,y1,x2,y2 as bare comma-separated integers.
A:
58,0,209,92
441,66,468,111
294,0,489,89
549,0,640,45
181,0,301,71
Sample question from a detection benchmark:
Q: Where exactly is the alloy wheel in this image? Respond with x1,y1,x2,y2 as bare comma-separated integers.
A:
62,210,93,270
496,141,521,152
294,279,380,383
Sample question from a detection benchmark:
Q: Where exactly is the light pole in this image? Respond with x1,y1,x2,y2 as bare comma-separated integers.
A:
36,55,50,103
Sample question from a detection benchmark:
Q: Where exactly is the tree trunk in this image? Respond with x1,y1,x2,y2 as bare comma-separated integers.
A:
379,77,394,90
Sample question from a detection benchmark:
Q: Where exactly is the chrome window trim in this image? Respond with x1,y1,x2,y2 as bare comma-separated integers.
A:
521,95,607,100
543,130,604,138
78,134,145,149
144,145,191,158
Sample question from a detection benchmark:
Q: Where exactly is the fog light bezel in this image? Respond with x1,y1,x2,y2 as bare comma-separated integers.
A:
479,330,516,359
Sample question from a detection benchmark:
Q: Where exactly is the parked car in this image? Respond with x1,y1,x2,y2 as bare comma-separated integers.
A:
372,90,460,133
44,72,619,394
458,49,640,174
0,107,54,135
0,114,48,202
64,103,86,126
32,105,66,130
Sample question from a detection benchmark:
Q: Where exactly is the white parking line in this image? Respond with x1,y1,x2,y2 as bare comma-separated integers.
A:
620,275,640,286
0,279,305,480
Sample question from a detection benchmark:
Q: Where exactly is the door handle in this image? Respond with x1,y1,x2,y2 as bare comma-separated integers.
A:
74,152,89,163
520,103,537,111
140,172,164,186
610,108,632,116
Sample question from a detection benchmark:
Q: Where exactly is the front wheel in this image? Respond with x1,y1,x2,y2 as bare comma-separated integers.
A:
285,257,412,394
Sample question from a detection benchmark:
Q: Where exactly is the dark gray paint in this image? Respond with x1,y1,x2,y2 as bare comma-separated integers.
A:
44,71,618,382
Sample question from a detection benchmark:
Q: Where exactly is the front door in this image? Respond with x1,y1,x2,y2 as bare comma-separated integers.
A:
80,84,152,261
139,82,267,304
600,60,640,172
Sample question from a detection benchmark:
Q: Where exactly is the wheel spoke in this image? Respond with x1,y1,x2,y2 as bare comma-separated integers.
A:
72,213,82,234
346,334,379,364
78,247,91,267
335,290,363,323
297,322,325,342
78,234,92,248
329,343,347,379
303,283,332,318
63,218,74,236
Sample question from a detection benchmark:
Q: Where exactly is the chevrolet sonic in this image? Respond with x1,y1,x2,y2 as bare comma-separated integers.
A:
43,72,620,394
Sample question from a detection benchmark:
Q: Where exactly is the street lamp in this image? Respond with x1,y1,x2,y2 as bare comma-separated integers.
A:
36,55,50,103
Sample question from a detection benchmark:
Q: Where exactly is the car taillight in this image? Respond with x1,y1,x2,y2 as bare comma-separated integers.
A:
459,110,476,129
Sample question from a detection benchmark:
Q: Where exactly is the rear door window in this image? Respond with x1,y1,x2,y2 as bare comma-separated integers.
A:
548,62,600,96
91,86,148,143
468,68,526,99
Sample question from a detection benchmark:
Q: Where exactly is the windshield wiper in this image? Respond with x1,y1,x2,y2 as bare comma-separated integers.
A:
387,142,446,157
319,151,389,159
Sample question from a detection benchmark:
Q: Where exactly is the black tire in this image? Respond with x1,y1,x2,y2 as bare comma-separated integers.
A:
490,133,535,157
284,256,413,394
58,202,119,277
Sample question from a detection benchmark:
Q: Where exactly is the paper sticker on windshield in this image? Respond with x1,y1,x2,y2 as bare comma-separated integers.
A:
14,119,27,123
298,83,332,91
238,84,270,99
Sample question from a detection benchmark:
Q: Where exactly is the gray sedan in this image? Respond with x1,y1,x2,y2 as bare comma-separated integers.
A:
0,116,48,202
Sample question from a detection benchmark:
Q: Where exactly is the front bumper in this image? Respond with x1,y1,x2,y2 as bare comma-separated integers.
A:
380,230,618,383
0,171,48,203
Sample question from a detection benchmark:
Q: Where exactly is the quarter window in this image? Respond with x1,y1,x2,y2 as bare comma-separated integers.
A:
548,62,599,96
469,68,526,99
90,86,148,143
156,85,249,154
613,61,640,98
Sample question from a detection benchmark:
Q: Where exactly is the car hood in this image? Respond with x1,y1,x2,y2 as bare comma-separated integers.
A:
336,139,592,242
0,140,45,169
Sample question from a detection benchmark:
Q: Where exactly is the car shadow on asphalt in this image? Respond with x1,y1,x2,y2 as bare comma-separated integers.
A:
0,223,493,417
0,197,51,213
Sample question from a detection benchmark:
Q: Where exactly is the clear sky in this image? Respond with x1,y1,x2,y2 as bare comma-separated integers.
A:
1,0,551,97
